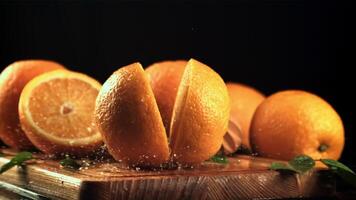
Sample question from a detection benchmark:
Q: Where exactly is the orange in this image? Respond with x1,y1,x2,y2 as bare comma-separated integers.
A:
95,59,230,166
146,60,187,133
170,59,230,164
250,90,344,160
222,119,243,155
19,70,103,155
95,63,170,166
226,83,265,150
0,60,65,149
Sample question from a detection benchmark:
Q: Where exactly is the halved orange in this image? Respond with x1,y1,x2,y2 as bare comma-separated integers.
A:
19,70,103,155
146,60,187,134
170,59,230,164
95,59,230,166
95,63,170,166
0,60,65,149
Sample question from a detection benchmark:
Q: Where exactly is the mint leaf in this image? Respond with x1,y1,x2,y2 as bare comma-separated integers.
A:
210,155,228,164
270,162,298,172
60,156,81,170
321,159,356,188
289,155,315,173
0,151,33,174
270,155,356,188
270,155,314,173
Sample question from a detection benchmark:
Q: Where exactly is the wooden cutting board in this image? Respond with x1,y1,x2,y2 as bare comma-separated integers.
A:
0,149,336,200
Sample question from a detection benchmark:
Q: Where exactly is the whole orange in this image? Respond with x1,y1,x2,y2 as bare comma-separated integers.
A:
250,90,344,160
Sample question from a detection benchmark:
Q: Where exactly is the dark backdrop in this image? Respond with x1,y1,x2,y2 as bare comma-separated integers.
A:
0,1,354,167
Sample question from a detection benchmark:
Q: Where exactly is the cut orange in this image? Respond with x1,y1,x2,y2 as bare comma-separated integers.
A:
95,63,170,166
226,83,265,150
95,59,230,166
146,60,187,134
19,70,103,155
169,59,230,164
0,60,65,149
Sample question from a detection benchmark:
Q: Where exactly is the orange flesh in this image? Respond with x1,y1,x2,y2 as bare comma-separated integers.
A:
28,78,98,139
169,61,191,149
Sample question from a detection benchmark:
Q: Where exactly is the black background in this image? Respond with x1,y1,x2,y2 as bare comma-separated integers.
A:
0,1,354,167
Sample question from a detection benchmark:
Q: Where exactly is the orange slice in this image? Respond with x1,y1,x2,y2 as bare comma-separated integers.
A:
19,70,103,155
0,60,65,149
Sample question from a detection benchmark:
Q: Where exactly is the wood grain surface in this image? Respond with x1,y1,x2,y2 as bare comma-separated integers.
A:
0,149,335,200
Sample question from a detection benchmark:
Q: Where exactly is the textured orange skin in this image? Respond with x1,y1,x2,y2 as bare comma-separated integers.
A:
96,59,230,166
0,60,65,149
146,60,187,134
18,70,103,156
226,83,265,149
250,90,345,160
95,63,170,166
170,59,231,165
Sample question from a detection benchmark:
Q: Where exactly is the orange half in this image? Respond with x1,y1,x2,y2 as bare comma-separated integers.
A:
19,70,103,155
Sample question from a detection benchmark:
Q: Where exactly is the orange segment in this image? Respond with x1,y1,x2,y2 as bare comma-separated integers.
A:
19,70,103,155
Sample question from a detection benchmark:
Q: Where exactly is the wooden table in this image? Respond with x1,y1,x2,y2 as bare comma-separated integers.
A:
0,149,336,200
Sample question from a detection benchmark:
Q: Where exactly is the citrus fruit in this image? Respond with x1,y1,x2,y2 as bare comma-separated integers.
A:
226,83,265,150
146,60,187,133
95,63,170,166
250,90,344,160
170,59,230,165
222,119,243,155
19,70,103,155
0,60,65,149
95,59,230,166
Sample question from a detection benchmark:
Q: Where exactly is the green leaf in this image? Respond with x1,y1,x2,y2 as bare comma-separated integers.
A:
321,159,356,188
60,156,81,170
0,151,33,174
270,162,298,172
210,155,228,164
270,155,314,173
289,155,315,173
